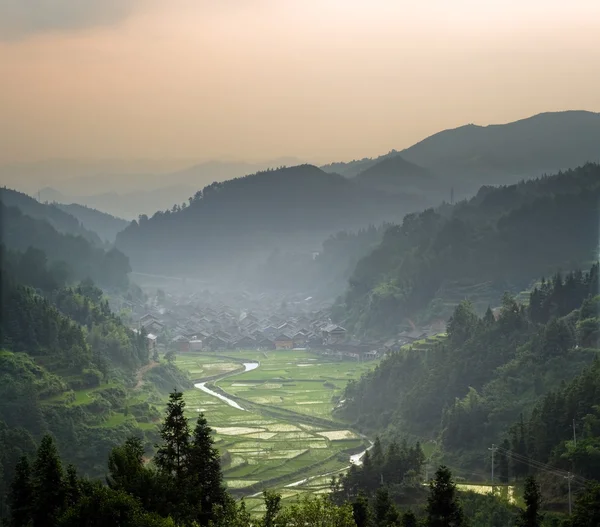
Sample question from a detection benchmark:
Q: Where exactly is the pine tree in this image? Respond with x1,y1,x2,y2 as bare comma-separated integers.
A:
374,487,398,527
351,493,370,527
426,466,465,527
64,465,80,508
499,439,510,484
186,413,227,526
155,391,190,481
402,510,418,527
9,456,32,527
31,435,65,527
517,476,542,527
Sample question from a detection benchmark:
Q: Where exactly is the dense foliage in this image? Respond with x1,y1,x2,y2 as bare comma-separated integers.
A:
53,202,129,243
0,187,103,246
1,203,131,288
339,264,600,476
336,163,600,335
115,165,429,281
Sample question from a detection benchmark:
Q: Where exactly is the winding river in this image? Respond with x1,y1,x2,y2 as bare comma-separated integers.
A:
194,361,259,411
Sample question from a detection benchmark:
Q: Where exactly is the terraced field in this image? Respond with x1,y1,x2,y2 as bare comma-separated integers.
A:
175,350,376,511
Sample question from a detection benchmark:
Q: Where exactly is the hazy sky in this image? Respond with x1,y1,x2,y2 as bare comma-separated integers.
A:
1,0,599,164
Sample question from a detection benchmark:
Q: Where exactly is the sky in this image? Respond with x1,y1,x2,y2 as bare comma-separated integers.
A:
1,0,599,165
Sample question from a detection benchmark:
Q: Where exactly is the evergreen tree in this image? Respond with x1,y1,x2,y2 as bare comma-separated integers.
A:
498,440,510,484
9,456,32,527
31,435,65,527
155,391,190,481
374,487,398,527
426,466,465,527
64,465,80,509
185,413,227,526
517,476,542,527
570,482,600,527
351,493,371,527
402,510,418,527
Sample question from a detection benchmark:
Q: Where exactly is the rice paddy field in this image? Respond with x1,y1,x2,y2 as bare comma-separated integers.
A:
174,350,377,511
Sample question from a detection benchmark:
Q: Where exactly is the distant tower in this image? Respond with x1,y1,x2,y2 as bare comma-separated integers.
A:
450,187,454,205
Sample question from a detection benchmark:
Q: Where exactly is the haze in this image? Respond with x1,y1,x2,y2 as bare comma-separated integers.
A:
1,0,599,169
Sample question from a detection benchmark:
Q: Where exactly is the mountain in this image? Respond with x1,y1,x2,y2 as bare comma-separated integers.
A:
400,110,600,182
323,111,600,197
334,163,600,335
115,164,429,283
38,186,197,221
0,203,131,288
0,187,103,246
52,203,129,242
354,154,440,195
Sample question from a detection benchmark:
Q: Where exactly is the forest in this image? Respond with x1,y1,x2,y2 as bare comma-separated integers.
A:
338,261,600,511
114,165,432,281
334,163,600,335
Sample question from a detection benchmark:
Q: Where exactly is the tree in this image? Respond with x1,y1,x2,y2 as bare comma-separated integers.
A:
185,413,227,525
31,435,65,527
351,493,370,527
570,482,600,527
426,466,465,527
154,391,190,481
9,456,32,527
402,510,418,527
64,465,80,509
373,487,398,526
262,490,282,527
276,495,356,527
517,476,542,527
498,440,510,484
447,301,479,346
58,482,174,527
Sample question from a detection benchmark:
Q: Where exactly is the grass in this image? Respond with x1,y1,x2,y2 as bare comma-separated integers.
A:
174,350,376,502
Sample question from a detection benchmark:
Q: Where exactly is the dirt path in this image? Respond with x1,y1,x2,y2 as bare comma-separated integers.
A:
134,361,159,389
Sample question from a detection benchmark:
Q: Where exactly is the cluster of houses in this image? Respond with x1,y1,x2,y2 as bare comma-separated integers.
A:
126,288,444,361
136,305,350,353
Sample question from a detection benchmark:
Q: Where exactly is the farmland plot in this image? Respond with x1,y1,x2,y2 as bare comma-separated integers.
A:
174,350,376,507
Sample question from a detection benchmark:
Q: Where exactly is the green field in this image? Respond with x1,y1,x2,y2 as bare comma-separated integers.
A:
174,350,376,511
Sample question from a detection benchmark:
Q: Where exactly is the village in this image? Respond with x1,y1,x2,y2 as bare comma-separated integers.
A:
115,286,444,361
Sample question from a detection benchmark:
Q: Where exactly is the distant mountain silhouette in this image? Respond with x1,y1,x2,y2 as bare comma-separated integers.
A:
323,111,600,195
354,155,438,195
115,164,428,281
401,110,600,180
53,202,129,243
0,187,104,247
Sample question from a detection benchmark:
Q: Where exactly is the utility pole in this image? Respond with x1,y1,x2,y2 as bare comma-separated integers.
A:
565,472,574,515
488,444,498,486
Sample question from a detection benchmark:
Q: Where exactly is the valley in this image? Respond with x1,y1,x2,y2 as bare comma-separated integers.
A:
173,350,376,512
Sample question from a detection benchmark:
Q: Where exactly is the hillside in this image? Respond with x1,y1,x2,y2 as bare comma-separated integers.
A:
334,163,600,335
115,164,430,282
323,111,600,197
354,154,439,195
0,246,191,513
339,266,600,480
53,202,129,242
0,187,103,246
1,203,131,289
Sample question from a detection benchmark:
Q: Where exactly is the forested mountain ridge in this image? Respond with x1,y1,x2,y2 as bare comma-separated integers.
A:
354,155,440,196
115,164,430,281
52,203,129,243
322,111,600,191
0,246,191,516
339,264,600,489
0,203,131,289
0,187,103,247
334,163,600,335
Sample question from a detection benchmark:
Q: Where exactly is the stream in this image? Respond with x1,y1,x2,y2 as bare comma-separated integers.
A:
194,362,259,411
